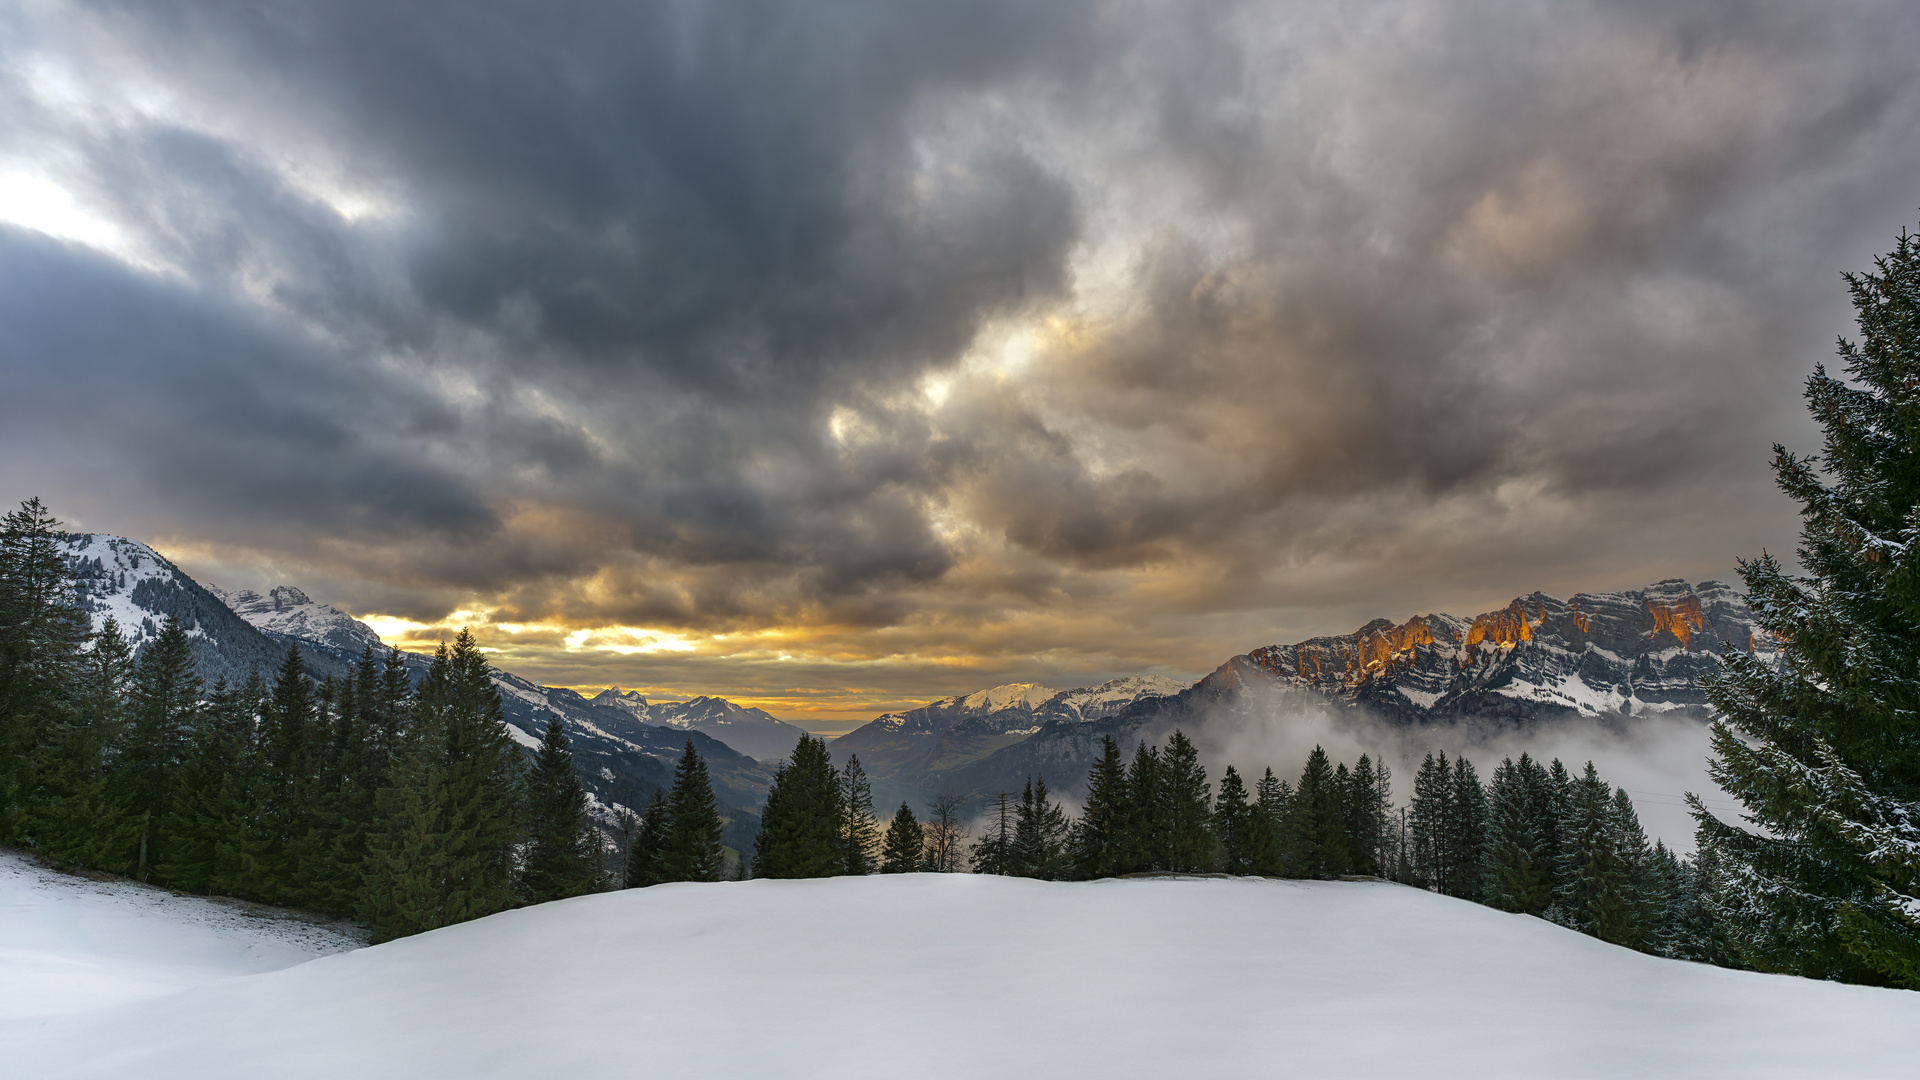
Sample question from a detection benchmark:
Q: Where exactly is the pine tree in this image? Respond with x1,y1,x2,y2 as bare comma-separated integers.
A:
1612,786,1661,950
1409,751,1453,890
521,716,602,902
252,644,313,903
880,801,923,873
751,735,844,878
1691,229,1920,986
119,617,200,881
31,617,137,871
1158,731,1214,873
1344,755,1384,876
1118,739,1163,873
1214,765,1253,875
1484,754,1553,916
1443,756,1488,902
158,674,256,895
1247,767,1288,876
624,788,668,888
1011,776,1070,879
1556,762,1635,945
359,631,522,940
0,498,91,846
1289,746,1347,878
839,754,878,876
660,740,725,883
1068,735,1128,879
970,790,1018,875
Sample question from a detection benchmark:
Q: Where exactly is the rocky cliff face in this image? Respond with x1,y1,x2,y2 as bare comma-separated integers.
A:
1232,579,1765,723
208,585,386,656
950,579,1766,803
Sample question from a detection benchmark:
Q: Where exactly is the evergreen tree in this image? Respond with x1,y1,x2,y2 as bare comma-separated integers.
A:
1443,755,1488,902
1069,735,1128,879
1613,786,1662,949
0,498,90,846
521,716,602,902
158,674,258,895
1289,746,1347,878
1556,762,1636,945
252,644,313,903
1214,765,1253,875
119,617,200,881
1246,767,1288,876
879,801,923,873
623,788,669,888
839,754,878,876
1118,739,1163,873
660,740,725,883
1011,776,1070,879
751,735,844,878
1692,229,1920,986
1160,731,1214,873
970,789,1018,875
1484,754,1553,916
360,631,522,940
31,617,136,871
1344,755,1384,876
1665,843,1738,967
1409,751,1452,890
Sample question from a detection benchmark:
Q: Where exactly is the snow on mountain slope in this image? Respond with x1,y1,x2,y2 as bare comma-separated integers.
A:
5,873,1913,1079
1048,675,1186,721
208,584,385,655
590,689,812,762
0,850,363,1022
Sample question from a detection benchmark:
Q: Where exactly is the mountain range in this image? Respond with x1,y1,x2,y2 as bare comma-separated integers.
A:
58,530,1759,824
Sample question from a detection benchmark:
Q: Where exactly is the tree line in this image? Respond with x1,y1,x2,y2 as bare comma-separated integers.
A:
0,497,635,941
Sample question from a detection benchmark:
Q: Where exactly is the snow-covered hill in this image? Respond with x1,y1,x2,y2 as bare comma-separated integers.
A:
4,870,1913,1078
0,850,363,1022
207,584,385,655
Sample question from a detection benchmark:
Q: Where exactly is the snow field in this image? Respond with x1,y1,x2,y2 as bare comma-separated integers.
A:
4,869,1917,1079
0,851,364,1021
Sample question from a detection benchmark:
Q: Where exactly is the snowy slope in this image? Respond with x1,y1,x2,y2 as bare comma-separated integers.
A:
590,688,812,762
207,584,385,655
0,850,363,1022
4,873,1914,1079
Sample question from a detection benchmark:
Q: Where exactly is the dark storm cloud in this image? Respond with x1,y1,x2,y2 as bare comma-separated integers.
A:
4,0,1920,686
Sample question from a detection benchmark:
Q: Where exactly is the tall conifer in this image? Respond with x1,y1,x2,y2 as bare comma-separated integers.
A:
660,740,725,883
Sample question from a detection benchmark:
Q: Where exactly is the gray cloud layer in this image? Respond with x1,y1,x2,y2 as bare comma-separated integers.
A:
4,0,1919,711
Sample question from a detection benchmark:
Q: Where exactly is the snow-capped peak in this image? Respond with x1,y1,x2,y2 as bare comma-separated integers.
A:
1048,675,1186,720
209,583,385,655
960,683,1059,713
58,533,192,647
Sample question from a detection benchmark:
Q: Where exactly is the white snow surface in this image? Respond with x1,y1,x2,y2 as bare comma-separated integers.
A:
208,583,385,654
1048,674,1186,719
4,869,1916,1078
57,534,190,647
959,681,1058,711
0,850,364,1023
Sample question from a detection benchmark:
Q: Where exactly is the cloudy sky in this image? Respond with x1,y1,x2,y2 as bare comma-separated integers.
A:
4,0,1918,729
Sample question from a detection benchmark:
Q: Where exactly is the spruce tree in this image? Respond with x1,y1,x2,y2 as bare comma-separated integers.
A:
1068,735,1128,879
1692,229,1920,986
1344,755,1384,876
1443,756,1488,902
1409,751,1453,890
1159,731,1214,873
1011,776,1070,879
360,631,522,940
521,716,602,902
1289,746,1347,878
1484,754,1553,916
880,801,923,873
624,788,669,888
751,735,843,878
839,754,878,876
1556,762,1635,945
119,617,200,881
1214,765,1253,875
660,740,725,883
1247,767,1288,876
1118,739,1163,873
0,498,90,846
158,674,255,895
970,790,1018,875
31,617,137,871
